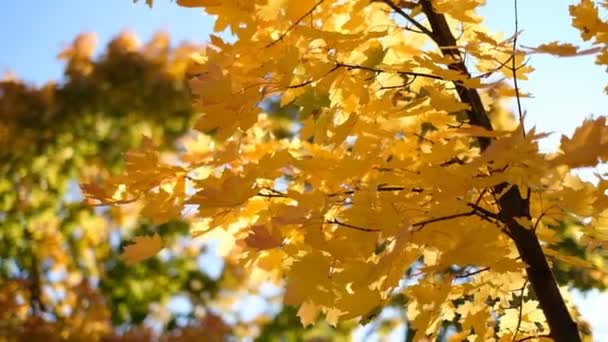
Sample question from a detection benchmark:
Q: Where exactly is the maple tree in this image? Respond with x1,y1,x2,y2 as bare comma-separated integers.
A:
81,0,608,340
7,0,608,340
0,30,363,341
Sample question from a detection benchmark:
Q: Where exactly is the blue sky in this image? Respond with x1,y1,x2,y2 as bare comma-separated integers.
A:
0,0,214,84
1,0,607,340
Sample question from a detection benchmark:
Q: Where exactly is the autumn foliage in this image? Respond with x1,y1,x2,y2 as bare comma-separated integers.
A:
5,0,608,340
80,0,608,340
1,30,355,341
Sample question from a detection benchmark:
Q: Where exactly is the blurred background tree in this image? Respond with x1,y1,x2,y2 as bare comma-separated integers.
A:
0,31,217,340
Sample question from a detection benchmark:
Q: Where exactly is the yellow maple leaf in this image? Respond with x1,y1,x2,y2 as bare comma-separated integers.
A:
543,248,596,269
243,225,283,250
123,136,184,192
426,84,471,113
297,300,320,327
524,41,602,57
286,0,318,22
189,173,259,211
190,62,261,139
176,0,220,8
551,117,608,168
324,307,345,327
141,177,186,225
499,300,546,333
499,53,534,80
433,0,485,23
569,0,608,42
120,234,164,265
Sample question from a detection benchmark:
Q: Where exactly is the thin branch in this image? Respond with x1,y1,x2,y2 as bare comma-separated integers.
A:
326,185,423,198
511,0,525,137
286,63,341,88
515,334,551,342
378,82,413,90
84,196,140,207
403,26,426,34
266,0,325,48
287,61,442,90
474,188,489,208
467,203,501,221
410,132,435,144
327,219,381,232
532,207,553,232
23,229,46,315
336,61,444,80
478,54,515,78
256,192,288,198
256,184,424,200
512,279,529,342
413,211,477,231
264,187,288,195
455,266,491,279
379,0,434,37
439,157,466,166
379,185,422,192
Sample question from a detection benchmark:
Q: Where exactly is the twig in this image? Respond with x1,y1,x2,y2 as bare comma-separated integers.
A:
256,192,288,198
455,266,491,278
467,203,501,221
327,218,381,232
511,279,529,342
515,334,551,342
266,0,325,47
413,211,477,231
336,61,444,80
379,0,434,37
511,0,525,137
474,188,489,208
286,63,341,88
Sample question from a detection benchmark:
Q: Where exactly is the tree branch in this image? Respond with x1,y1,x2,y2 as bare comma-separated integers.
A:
454,266,491,279
286,63,341,88
467,203,500,221
336,61,444,81
327,218,381,232
266,0,325,47
419,0,493,149
511,0,526,137
515,334,551,342
420,1,581,340
379,0,434,37
511,279,529,342
413,210,477,231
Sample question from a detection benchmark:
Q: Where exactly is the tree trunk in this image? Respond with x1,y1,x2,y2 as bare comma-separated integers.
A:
418,1,581,340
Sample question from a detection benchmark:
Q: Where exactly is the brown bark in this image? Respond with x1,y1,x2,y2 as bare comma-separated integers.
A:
418,1,581,341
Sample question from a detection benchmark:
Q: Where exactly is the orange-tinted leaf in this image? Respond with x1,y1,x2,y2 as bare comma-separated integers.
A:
244,225,283,250
297,300,320,327
551,117,608,168
524,41,601,57
121,234,164,265
176,0,220,7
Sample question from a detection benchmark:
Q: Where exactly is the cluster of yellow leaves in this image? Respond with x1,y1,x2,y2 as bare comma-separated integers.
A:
120,233,164,265
568,0,608,92
90,0,608,339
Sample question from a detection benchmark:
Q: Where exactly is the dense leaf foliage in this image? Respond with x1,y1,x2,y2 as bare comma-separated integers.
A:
88,0,608,340
5,0,608,340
